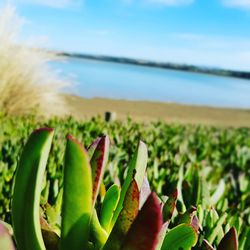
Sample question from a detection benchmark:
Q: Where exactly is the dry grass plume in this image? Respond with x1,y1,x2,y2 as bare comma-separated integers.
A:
0,5,71,117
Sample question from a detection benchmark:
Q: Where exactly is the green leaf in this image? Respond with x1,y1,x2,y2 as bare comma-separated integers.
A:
161,224,198,250
103,179,139,250
88,137,101,159
163,189,178,223
202,239,215,250
100,184,120,233
90,135,110,206
89,209,108,249
61,135,92,250
175,207,197,226
121,192,162,250
207,213,227,244
0,222,15,250
183,167,201,208
12,128,54,250
112,141,147,227
218,227,238,250
211,180,225,205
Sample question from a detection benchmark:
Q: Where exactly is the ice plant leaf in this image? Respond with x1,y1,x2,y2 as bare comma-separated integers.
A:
0,222,15,250
207,213,227,244
61,135,92,250
191,215,199,233
175,206,197,225
40,217,59,250
88,137,101,159
121,192,162,250
155,223,169,250
161,224,198,250
12,128,54,250
89,209,108,249
100,184,121,232
202,239,215,250
90,135,110,206
112,141,148,226
103,179,139,250
218,227,238,250
41,229,60,250
163,189,178,222
211,180,225,205
139,174,151,209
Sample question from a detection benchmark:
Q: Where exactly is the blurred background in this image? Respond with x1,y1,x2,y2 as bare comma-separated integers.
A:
0,0,250,126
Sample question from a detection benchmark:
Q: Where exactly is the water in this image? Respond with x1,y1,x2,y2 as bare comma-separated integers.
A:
52,57,250,109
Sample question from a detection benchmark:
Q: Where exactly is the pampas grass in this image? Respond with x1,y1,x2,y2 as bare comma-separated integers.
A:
0,5,71,116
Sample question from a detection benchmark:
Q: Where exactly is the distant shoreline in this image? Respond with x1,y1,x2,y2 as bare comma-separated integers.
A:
58,52,250,80
64,95,250,128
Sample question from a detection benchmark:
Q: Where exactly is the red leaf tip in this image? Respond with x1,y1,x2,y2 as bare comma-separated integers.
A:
66,134,87,153
33,127,54,134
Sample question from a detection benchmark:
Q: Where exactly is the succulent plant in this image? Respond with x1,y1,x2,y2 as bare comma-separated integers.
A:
0,127,247,250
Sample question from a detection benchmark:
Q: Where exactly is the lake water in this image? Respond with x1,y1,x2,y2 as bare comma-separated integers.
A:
52,58,250,109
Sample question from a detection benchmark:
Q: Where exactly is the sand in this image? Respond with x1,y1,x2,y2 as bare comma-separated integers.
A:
64,95,250,127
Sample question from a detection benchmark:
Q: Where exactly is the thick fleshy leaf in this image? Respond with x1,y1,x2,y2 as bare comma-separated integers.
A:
202,239,215,250
40,217,59,250
156,223,169,250
103,179,139,250
100,184,121,232
163,190,178,223
183,168,201,208
121,192,163,250
89,209,108,249
90,135,110,205
218,227,238,250
161,224,198,250
191,215,200,233
139,174,151,209
210,180,225,205
207,213,227,244
61,135,92,250
175,206,197,225
0,222,15,250
88,137,101,159
12,128,54,250
112,141,148,226
41,229,60,250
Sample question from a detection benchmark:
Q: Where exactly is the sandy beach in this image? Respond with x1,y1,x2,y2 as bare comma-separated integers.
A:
64,95,250,127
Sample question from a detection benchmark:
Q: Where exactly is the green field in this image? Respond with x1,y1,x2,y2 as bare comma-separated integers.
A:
0,114,249,249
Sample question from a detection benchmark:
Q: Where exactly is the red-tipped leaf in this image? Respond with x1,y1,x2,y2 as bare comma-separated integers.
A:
88,137,102,159
103,179,139,250
162,189,178,223
121,192,163,250
90,136,110,205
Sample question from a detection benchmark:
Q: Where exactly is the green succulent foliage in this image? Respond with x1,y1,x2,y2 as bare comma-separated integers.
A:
0,115,250,249
2,127,201,250
12,128,54,250
161,223,198,250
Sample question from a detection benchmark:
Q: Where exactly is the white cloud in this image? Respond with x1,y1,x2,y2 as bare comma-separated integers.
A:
10,0,82,9
146,0,194,5
222,0,250,9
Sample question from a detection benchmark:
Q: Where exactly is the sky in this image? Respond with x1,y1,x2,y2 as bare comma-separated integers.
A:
2,0,250,71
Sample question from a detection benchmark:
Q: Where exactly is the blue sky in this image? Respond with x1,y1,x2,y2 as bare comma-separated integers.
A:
3,0,250,71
